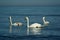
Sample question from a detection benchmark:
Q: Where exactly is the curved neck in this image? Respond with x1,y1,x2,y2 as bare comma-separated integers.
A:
9,16,12,33
26,17,29,27
26,17,29,35
43,17,46,24
10,16,12,25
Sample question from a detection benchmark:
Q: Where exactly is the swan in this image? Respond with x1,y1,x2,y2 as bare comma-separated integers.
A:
25,16,49,35
9,16,23,33
43,16,49,26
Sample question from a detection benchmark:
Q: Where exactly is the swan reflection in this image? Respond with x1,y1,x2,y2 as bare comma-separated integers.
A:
25,16,49,35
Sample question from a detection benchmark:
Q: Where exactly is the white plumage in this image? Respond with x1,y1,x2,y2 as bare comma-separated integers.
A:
25,16,49,35
9,16,23,33
29,23,42,28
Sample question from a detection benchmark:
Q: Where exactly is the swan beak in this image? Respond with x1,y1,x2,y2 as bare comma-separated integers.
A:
25,17,27,22
25,17,26,20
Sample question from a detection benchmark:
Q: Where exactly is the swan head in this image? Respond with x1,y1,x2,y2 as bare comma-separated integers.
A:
25,17,29,20
25,16,29,21
43,16,45,20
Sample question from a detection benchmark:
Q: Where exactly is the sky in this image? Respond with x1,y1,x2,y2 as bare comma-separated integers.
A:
0,0,60,6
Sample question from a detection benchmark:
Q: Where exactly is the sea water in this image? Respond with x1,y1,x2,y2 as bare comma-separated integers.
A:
0,6,60,40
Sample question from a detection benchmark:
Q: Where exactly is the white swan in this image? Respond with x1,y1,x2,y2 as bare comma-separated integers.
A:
43,16,49,26
9,16,23,33
25,16,49,35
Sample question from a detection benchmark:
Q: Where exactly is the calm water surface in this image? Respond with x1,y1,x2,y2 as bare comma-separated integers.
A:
0,6,60,40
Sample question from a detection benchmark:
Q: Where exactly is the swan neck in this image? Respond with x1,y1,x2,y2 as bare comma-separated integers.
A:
26,17,29,27
43,17,49,26
43,17,46,23
26,17,29,35
10,16,12,25
9,16,12,33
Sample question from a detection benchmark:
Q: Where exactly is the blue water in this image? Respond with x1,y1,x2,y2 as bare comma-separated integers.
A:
0,6,60,40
